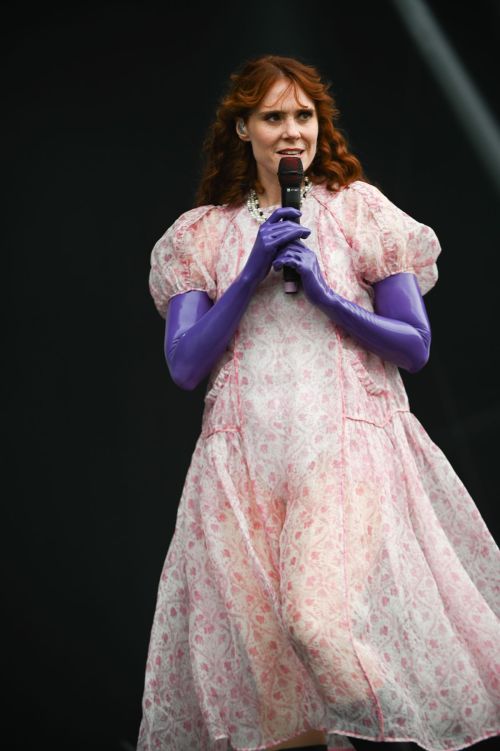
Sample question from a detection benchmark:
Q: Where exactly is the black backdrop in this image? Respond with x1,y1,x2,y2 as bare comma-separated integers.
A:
5,2,500,750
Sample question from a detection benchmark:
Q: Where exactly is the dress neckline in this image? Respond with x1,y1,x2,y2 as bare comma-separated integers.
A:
253,183,318,217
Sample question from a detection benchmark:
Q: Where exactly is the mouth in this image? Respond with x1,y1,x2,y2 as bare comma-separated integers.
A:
276,149,304,156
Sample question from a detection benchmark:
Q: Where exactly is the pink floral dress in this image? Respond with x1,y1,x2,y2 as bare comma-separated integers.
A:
137,181,500,751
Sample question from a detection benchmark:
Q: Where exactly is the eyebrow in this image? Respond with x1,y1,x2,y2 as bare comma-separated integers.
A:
259,106,315,114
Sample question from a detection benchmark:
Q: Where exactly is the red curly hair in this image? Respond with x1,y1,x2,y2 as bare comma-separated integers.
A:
194,54,367,207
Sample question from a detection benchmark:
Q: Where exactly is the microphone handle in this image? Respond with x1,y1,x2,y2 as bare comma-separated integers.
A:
281,185,301,294
283,261,300,293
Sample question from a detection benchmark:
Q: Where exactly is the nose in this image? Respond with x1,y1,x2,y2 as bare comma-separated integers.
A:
282,115,301,139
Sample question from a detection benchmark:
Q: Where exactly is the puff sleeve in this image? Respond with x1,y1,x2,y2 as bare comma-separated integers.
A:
148,205,219,318
343,182,442,296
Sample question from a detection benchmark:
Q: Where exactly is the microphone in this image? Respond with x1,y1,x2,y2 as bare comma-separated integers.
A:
278,156,304,294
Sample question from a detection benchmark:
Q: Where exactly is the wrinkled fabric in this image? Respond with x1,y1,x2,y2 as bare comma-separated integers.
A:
138,182,500,751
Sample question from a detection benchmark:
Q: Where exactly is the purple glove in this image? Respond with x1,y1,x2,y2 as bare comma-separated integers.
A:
165,207,310,390
273,239,431,373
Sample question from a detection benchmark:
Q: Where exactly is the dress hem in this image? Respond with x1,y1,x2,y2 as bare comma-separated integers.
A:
216,725,500,751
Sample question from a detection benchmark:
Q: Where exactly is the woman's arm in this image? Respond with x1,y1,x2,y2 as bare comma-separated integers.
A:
316,272,431,373
165,274,256,391
164,207,310,390
273,237,432,374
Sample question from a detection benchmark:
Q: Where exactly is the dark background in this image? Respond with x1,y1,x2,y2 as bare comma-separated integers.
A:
5,1,500,749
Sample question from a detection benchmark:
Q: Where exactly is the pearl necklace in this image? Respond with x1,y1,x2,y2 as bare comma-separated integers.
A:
246,177,312,223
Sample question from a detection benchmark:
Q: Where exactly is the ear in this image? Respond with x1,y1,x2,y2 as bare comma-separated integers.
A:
236,118,250,141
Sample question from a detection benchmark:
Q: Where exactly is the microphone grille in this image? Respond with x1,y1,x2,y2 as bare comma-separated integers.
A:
278,156,304,187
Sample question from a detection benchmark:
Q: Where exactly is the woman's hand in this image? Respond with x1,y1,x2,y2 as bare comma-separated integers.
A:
243,207,312,286
273,239,331,306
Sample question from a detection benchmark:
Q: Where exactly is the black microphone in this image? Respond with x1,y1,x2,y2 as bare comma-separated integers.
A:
278,156,303,294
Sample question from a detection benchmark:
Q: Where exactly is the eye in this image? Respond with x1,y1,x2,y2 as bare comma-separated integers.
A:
263,113,281,122
298,110,313,120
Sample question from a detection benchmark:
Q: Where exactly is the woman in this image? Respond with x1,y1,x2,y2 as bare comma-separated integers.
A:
137,55,500,751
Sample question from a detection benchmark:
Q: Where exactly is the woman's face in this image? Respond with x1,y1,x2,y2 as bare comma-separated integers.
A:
237,77,318,190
